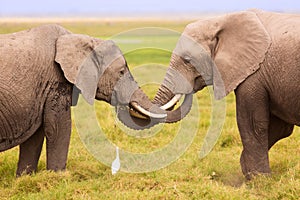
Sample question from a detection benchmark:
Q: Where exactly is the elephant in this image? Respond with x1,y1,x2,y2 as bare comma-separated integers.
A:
0,24,167,176
128,9,300,179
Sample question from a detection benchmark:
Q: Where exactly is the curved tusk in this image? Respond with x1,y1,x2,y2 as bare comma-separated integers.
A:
160,94,182,110
129,107,148,119
131,102,167,119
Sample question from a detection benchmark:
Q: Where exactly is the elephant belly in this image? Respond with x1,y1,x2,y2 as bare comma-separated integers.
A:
263,52,300,126
0,94,43,151
270,90,300,126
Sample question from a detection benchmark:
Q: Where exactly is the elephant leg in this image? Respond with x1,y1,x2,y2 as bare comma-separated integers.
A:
235,85,270,180
268,115,294,149
43,94,71,171
17,126,45,176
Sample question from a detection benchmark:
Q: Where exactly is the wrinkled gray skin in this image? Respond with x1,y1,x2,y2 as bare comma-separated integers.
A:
152,10,300,179
0,24,164,176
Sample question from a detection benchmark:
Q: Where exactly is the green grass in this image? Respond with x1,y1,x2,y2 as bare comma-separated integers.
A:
0,20,299,200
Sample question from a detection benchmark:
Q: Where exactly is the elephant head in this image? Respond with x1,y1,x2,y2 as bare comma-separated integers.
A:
145,11,271,122
54,34,167,125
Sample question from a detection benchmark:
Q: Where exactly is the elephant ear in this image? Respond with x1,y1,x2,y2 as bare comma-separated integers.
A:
211,11,271,99
55,34,121,104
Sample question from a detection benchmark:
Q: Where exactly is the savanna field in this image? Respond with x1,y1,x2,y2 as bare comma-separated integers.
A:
0,19,299,199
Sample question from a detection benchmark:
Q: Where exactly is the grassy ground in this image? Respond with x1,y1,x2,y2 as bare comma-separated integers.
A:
0,20,299,200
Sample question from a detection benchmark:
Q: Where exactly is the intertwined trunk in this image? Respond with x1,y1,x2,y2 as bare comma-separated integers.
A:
152,85,175,107
153,84,193,123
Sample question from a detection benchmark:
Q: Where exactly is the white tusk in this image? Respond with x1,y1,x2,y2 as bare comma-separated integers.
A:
129,107,149,119
131,102,167,119
160,94,182,110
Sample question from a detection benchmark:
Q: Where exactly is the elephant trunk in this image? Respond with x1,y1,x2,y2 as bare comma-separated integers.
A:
153,85,175,107
116,87,168,130
118,68,193,128
151,67,194,123
152,83,193,123
118,87,193,129
164,93,193,123
130,88,167,119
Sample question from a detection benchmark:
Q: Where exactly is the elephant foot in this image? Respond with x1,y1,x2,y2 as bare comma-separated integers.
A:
16,165,37,177
240,150,271,180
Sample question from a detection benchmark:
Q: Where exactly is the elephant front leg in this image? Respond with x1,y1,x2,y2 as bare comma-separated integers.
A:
17,126,45,176
43,95,72,171
235,86,271,180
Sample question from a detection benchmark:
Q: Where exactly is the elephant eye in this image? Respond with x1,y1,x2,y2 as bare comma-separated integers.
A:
183,56,191,64
119,69,125,77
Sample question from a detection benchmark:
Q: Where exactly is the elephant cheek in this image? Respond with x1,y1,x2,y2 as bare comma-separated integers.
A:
193,76,207,92
94,81,113,103
111,72,139,105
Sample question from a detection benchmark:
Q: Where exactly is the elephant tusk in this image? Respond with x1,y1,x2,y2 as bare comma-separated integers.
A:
129,106,149,119
160,94,182,110
131,102,167,119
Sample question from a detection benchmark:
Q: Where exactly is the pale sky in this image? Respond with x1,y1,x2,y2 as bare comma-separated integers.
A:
1,0,299,17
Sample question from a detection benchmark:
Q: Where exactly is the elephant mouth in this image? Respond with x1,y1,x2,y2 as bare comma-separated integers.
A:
116,93,193,130
116,103,164,130
127,93,183,120
129,101,167,119
115,88,167,130
128,103,149,119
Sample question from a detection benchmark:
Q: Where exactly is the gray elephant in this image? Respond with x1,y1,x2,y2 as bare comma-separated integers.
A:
128,9,300,179
0,24,166,176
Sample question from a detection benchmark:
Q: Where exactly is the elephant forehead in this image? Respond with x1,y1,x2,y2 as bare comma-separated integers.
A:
172,35,215,77
93,40,124,71
173,34,208,57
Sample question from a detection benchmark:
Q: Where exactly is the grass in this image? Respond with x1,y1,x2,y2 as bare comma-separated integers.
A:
0,20,299,200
